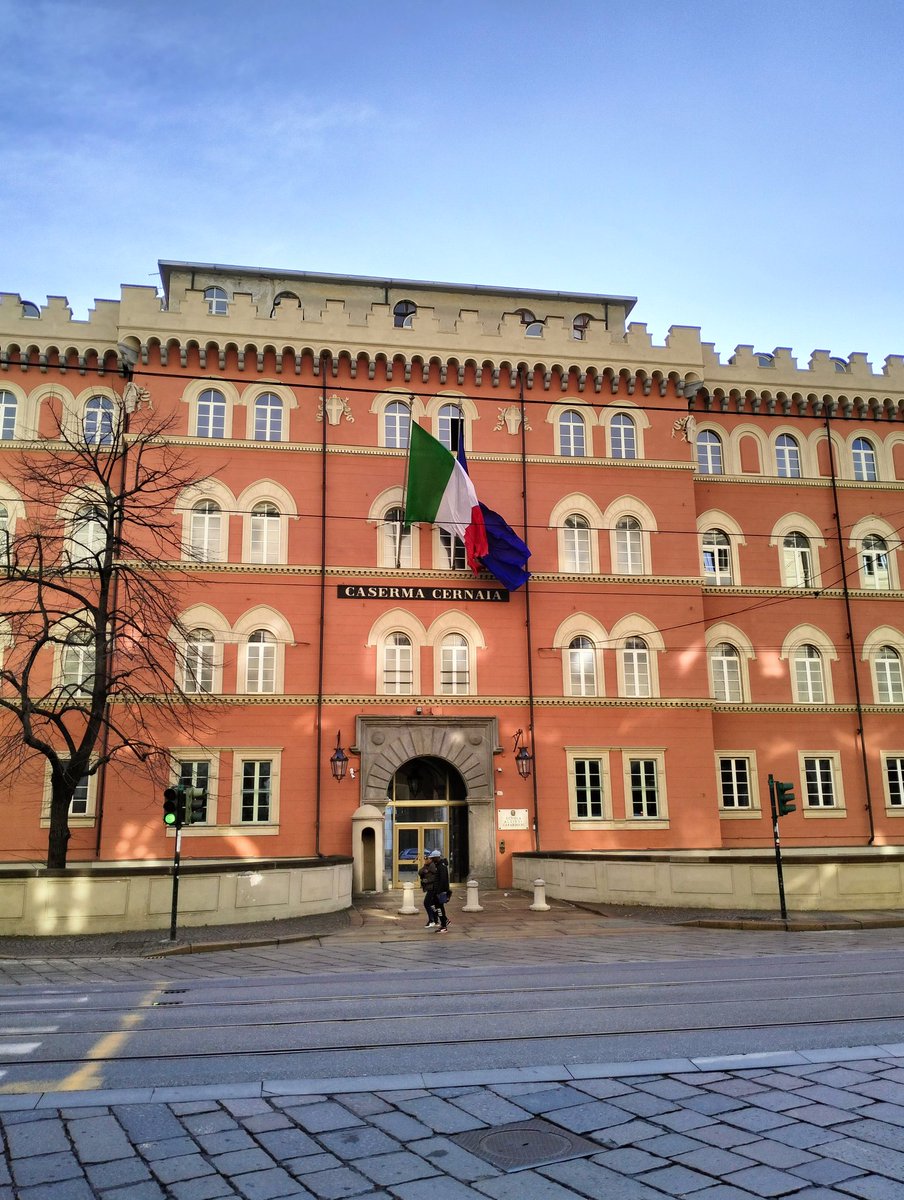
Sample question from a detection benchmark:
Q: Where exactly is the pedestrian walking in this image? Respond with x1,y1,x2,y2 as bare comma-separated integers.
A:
426,849,451,933
418,853,439,928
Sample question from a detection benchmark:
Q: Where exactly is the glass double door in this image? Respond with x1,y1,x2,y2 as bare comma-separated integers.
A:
393,821,445,887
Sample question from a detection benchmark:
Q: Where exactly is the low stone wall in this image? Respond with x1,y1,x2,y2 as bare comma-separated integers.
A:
0,857,353,936
513,848,904,912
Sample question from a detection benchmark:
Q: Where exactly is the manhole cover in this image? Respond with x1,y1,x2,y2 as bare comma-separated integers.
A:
453,1118,600,1172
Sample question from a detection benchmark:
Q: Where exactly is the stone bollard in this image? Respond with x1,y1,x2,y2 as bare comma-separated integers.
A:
530,878,551,912
461,878,484,912
398,881,418,915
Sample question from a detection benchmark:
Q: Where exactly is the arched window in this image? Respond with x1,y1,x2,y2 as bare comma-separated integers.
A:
384,400,411,449
183,629,215,694
83,396,114,446
253,392,283,441
611,412,636,460
437,403,464,452
71,503,107,565
21,300,40,317
776,433,801,478
516,309,543,336
783,532,813,588
615,516,644,574
793,644,825,703
696,429,723,475
393,300,417,328
568,635,597,696
876,646,904,704
61,629,95,697
196,389,227,438
380,506,410,568
440,633,469,694
245,629,276,693
440,528,466,569
563,514,592,573
558,410,586,457
0,390,16,440
204,286,228,316
383,632,413,694
703,530,733,585
711,642,742,702
249,503,280,564
862,535,890,589
572,313,592,341
852,437,878,482
189,500,223,563
622,636,651,697
271,291,301,315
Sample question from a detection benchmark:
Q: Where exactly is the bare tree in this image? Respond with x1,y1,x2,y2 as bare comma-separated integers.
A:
0,387,208,868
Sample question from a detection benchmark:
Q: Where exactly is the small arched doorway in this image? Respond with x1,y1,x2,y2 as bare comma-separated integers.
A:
385,756,470,887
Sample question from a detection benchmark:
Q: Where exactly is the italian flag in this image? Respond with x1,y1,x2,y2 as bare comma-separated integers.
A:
404,423,488,572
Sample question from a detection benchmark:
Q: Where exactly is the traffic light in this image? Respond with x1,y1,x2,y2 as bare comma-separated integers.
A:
162,786,183,828
184,786,206,825
775,780,797,815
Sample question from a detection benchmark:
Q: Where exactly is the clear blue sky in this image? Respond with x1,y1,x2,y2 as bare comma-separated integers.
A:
3,0,902,365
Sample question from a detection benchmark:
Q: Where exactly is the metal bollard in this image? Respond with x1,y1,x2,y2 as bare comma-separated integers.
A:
461,878,484,912
398,880,418,915
530,878,550,912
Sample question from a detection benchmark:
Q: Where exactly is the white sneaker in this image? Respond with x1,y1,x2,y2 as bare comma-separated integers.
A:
424,922,435,928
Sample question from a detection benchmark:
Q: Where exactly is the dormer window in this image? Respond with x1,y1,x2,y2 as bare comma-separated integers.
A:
516,309,544,337
393,300,417,329
270,291,301,317
755,352,774,367
21,301,40,318
572,313,592,341
204,286,229,316
831,357,849,373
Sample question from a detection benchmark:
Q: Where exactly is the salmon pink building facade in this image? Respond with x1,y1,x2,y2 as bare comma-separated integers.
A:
3,260,904,920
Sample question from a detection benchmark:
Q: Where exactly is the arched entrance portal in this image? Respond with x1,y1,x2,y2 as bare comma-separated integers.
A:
386,756,470,887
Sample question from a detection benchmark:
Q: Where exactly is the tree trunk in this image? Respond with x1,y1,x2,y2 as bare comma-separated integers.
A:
47,779,71,869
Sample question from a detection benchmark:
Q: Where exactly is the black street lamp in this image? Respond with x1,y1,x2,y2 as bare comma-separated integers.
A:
513,729,533,779
330,732,348,782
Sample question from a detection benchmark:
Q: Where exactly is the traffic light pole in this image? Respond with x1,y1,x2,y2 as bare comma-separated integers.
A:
767,774,788,922
169,827,182,941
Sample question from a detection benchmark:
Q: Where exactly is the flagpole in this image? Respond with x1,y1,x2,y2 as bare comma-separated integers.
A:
519,369,541,853
397,396,416,569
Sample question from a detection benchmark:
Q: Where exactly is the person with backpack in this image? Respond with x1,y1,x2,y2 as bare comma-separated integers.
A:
418,852,439,928
425,849,451,933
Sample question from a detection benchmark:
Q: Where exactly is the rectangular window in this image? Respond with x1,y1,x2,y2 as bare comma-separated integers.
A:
178,760,210,823
803,756,835,807
241,760,271,822
628,758,659,818
70,775,90,816
885,757,904,807
719,757,751,808
574,758,604,818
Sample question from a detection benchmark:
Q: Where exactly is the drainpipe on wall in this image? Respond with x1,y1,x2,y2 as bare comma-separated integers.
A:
518,369,540,851
313,356,330,857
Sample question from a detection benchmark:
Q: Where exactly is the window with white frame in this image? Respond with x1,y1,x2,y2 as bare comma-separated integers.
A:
627,756,661,818
196,389,227,438
862,535,890,589
875,645,904,704
437,403,464,452
702,529,733,585
253,393,283,441
83,396,114,446
568,636,597,696
852,437,878,482
383,632,413,694
69,774,91,816
393,300,416,328
60,629,95,697
711,642,743,702
558,410,586,457
245,629,276,693
718,756,752,809
384,400,411,449
189,500,224,563
249,502,280,565
183,628,215,694
696,429,723,474
240,759,271,822
572,756,605,819
622,637,651,697
783,532,814,588
615,516,644,574
776,433,801,478
177,759,210,823
516,309,544,337
803,755,837,808
0,391,16,440
572,313,592,341
793,644,825,703
610,412,637,460
204,286,229,316
562,514,592,573
439,528,466,570
70,503,107,565
380,506,411,568
440,633,469,694
885,756,904,807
